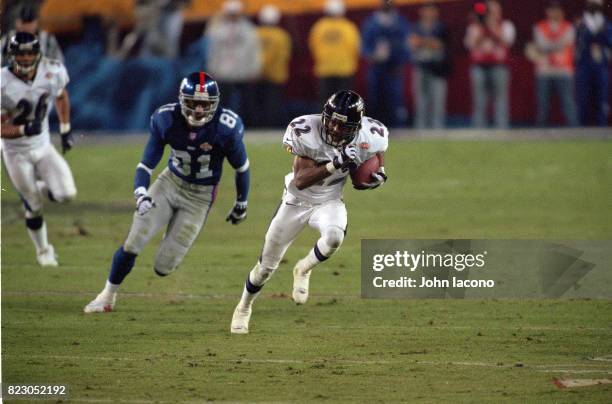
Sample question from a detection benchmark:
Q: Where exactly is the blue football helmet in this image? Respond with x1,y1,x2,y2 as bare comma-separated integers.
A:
179,71,220,127
321,90,364,147
8,32,41,76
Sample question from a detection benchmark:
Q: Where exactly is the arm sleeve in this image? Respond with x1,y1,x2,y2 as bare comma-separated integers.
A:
134,116,165,190
225,123,250,203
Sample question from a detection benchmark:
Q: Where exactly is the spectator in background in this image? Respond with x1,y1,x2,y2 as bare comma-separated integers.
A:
575,0,612,126
117,0,189,59
256,5,292,127
527,1,577,127
149,0,190,58
309,0,361,105
464,0,515,129
206,0,262,126
1,2,64,66
361,0,411,127
409,2,450,129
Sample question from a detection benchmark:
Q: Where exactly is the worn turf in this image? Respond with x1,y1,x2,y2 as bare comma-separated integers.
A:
1,136,611,402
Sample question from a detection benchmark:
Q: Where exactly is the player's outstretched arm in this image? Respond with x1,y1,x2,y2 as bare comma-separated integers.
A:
55,89,74,154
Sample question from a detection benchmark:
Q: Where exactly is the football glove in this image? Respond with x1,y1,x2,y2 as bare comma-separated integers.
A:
134,187,155,216
226,201,247,225
22,120,42,137
60,128,75,154
332,143,357,170
357,167,387,190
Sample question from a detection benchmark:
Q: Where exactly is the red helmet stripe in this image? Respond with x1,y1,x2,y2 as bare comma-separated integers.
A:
199,71,205,91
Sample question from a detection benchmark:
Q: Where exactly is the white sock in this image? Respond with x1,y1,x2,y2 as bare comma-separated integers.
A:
27,222,49,254
239,284,260,308
296,248,320,274
103,280,119,295
238,266,264,308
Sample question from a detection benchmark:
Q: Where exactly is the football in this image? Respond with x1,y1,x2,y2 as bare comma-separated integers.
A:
350,155,380,189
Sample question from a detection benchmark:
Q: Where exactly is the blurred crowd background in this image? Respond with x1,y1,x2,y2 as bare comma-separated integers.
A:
1,0,611,131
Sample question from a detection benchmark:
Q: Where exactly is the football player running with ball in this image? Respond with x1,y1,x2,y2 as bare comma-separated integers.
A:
84,72,250,313
1,32,77,267
231,90,388,334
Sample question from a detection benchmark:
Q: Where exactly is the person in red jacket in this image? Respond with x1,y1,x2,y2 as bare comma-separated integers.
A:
464,0,515,128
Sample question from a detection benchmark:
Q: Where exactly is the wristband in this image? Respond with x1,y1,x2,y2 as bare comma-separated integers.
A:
60,122,71,134
134,186,147,199
325,162,337,174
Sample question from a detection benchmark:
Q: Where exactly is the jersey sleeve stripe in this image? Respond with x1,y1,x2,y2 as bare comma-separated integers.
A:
137,162,153,174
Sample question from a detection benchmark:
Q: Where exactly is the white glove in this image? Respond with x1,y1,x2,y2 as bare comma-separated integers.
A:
358,167,388,190
134,187,156,216
226,201,248,225
332,144,357,170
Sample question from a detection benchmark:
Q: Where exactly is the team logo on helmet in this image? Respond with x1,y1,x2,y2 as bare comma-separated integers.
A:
331,112,348,122
195,84,209,97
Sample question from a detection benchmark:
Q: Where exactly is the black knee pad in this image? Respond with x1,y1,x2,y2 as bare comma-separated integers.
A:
25,216,44,230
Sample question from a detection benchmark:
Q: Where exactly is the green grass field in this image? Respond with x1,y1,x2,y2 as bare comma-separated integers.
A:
2,136,611,402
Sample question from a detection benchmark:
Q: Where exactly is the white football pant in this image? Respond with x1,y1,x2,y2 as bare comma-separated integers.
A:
254,191,347,285
2,142,76,216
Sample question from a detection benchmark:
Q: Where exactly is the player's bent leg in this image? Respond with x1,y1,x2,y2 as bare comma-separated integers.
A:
293,202,348,304
4,150,55,266
36,144,77,203
232,201,308,334
85,185,173,314
153,183,213,276
153,208,208,276
292,226,345,304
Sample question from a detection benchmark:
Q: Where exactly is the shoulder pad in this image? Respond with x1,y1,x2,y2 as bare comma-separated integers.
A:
151,103,179,129
216,108,244,137
40,57,65,72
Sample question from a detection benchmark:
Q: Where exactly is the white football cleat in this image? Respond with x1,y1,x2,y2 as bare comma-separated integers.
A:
37,245,58,267
84,292,116,313
231,304,252,334
292,262,311,305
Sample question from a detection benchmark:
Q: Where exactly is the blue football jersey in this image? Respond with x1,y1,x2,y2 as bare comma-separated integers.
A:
140,103,248,186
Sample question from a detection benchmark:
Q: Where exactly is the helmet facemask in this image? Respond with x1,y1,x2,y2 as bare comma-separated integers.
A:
179,93,219,127
9,33,41,77
12,50,40,76
322,112,360,147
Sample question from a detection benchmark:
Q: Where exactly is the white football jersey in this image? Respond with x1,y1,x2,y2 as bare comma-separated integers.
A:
1,57,69,153
282,114,388,204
